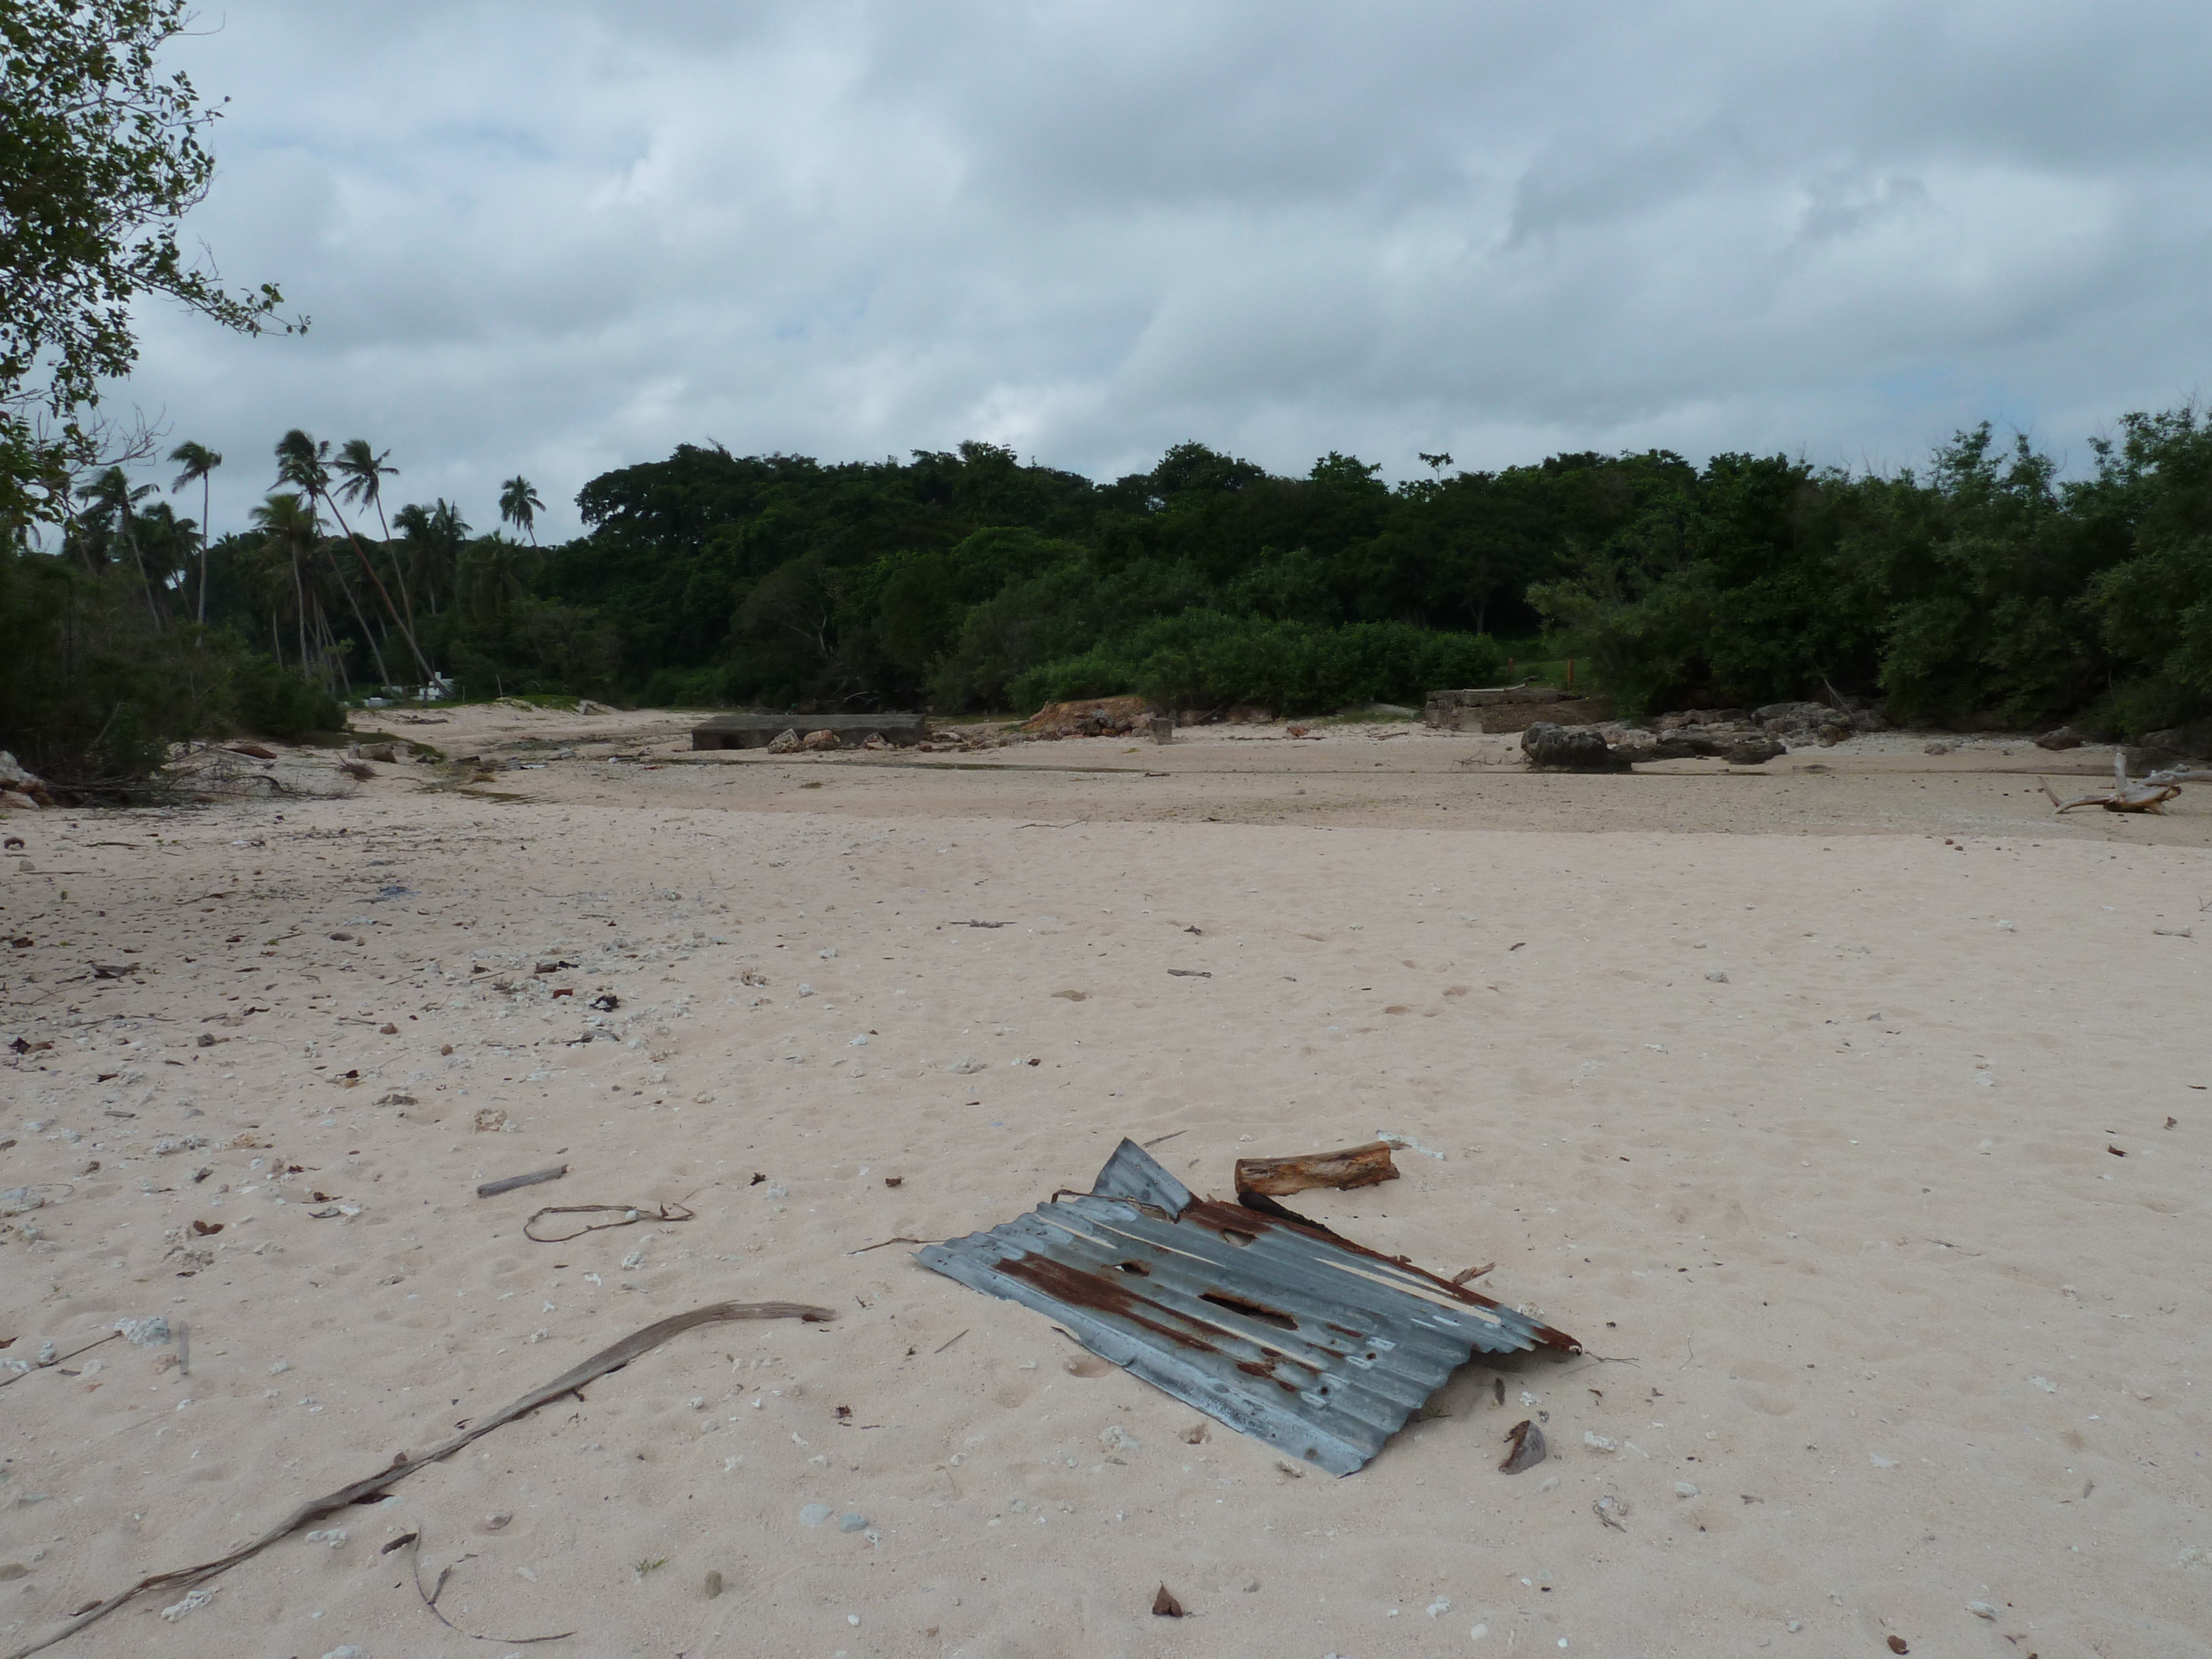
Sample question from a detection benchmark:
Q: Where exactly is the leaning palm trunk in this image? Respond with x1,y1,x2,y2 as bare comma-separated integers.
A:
368,499,424,664
121,517,164,629
291,547,309,671
315,490,432,684
196,474,212,626
320,540,392,687
314,599,350,698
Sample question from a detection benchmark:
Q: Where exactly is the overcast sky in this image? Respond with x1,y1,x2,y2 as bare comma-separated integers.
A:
126,0,2212,542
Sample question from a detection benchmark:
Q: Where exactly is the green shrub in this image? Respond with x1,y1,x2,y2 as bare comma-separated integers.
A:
232,652,346,738
1009,613,1502,713
640,664,733,707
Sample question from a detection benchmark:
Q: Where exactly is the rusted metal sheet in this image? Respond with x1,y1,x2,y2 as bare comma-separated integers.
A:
917,1139,1577,1475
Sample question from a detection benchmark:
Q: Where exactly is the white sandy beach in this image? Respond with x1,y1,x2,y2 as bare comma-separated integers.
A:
3,714,2209,1659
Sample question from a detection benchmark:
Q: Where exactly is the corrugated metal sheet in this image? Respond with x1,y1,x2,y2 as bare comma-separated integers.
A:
917,1139,1578,1475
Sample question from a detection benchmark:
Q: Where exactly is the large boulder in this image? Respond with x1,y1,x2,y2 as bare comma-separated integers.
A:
801,729,840,750
0,752,52,807
1522,722,1632,771
766,728,801,754
1723,737,1787,765
2141,721,2212,763
2034,726,2083,751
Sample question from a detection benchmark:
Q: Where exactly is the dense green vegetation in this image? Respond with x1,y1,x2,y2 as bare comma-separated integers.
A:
498,416,2207,735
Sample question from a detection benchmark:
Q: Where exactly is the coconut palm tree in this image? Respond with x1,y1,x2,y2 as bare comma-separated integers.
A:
499,476,545,545
168,441,222,624
132,501,195,598
333,437,424,648
79,467,163,624
332,439,397,536
393,498,468,614
277,429,431,683
251,491,325,674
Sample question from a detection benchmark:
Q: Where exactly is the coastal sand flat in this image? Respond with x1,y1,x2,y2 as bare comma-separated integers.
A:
2,721,2208,1657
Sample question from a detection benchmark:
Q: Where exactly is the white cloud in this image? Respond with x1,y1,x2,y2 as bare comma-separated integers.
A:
118,0,2212,541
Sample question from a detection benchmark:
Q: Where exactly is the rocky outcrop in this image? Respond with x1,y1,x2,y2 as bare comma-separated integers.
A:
692,711,926,750
1522,722,1633,771
1754,701,1858,747
1525,720,1787,771
2034,726,2084,750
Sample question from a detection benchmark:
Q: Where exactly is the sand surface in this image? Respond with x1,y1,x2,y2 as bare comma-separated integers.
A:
3,711,2209,1659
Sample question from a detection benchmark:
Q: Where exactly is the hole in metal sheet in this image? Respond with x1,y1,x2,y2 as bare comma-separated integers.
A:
1115,1260,1151,1275
1219,1229,1257,1247
1199,1290,1297,1331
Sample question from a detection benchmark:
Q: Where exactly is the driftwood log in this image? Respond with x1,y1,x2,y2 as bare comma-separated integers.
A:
2044,751,2191,814
1234,1139,1400,1197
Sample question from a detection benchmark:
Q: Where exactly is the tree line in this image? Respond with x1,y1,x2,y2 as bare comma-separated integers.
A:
11,413,2212,791
7,3,2209,793
513,417,2209,737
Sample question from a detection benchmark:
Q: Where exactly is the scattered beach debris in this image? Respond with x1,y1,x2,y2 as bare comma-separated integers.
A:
0,1331,122,1389
1,1185,69,1217
1233,1139,1399,1198
1499,1419,1547,1474
1151,1584,1187,1618
524,1199,696,1244
476,1164,568,1198
1594,1493,1629,1531
1166,968,1212,978
918,1138,1578,1475
7,1300,835,1658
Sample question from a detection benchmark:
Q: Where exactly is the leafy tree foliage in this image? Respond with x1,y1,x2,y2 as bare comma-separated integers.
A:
1,0,296,530
1528,414,2212,732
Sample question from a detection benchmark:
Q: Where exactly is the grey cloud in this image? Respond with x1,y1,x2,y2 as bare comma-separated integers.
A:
116,0,2212,543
